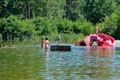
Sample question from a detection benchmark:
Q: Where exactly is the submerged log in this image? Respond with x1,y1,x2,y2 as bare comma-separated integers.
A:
50,45,71,51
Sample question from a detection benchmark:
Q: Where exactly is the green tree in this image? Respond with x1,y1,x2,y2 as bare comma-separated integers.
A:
83,0,117,24
32,0,48,17
0,15,35,41
97,11,119,38
22,0,48,19
46,0,65,19
0,0,23,18
55,18,74,33
0,0,48,18
33,17,57,36
112,12,120,39
64,0,85,21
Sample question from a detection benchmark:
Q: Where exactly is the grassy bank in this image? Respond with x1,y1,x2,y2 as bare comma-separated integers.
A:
0,33,85,45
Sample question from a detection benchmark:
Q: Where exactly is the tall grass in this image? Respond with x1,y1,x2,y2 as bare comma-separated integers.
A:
0,33,85,45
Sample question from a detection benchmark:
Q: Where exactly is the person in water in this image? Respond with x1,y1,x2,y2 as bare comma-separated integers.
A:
90,36,98,46
96,25,100,34
44,37,50,49
90,25,100,46
41,37,44,48
57,34,61,45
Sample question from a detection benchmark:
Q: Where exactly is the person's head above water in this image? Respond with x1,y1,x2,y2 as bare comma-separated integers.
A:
90,36,97,41
45,38,48,40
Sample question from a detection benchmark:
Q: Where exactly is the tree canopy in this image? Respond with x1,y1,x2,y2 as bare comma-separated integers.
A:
0,0,120,41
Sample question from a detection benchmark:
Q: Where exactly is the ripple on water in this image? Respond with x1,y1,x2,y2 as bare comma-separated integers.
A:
1,46,120,80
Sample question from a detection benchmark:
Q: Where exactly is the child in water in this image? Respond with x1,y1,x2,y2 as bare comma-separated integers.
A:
57,34,61,45
90,36,98,46
96,25,100,34
44,38,49,49
41,37,44,48
92,40,98,46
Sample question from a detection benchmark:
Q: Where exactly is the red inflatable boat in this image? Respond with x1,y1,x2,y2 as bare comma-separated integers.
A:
75,33,115,46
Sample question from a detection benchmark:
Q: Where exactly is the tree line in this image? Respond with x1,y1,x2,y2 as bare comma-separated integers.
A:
0,0,120,41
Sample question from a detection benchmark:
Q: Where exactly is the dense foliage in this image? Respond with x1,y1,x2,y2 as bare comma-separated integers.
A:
0,0,120,41
0,15,35,41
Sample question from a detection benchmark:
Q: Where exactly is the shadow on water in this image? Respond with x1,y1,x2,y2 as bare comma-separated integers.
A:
43,46,117,80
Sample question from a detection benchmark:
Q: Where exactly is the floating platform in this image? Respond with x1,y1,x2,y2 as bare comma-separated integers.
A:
50,45,71,51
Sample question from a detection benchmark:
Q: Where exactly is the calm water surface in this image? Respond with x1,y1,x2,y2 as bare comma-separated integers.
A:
0,45,120,80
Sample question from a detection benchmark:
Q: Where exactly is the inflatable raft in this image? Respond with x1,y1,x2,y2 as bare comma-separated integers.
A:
75,33,115,46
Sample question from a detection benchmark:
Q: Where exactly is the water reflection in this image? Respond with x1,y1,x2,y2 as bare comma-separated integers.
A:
44,48,49,57
44,46,115,80
1,45,120,80
86,46,115,58
84,46,115,80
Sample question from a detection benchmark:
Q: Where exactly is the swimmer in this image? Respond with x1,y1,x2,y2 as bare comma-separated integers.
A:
44,38,50,49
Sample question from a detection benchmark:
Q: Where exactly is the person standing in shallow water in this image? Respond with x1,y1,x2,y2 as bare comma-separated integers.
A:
57,34,61,45
41,37,44,48
44,38,50,49
96,25,100,34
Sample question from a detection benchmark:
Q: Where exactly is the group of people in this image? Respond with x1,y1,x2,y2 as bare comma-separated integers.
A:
41,37,50,49
0,45,15,48
41,34,61,49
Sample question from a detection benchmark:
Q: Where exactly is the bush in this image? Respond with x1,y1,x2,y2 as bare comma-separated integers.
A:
33,17,58,36
0,15,35,41
80,20,95,35
97,11,119,39
54,18,74,33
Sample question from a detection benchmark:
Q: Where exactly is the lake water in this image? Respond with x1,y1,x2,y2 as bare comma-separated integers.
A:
0,45,120,80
